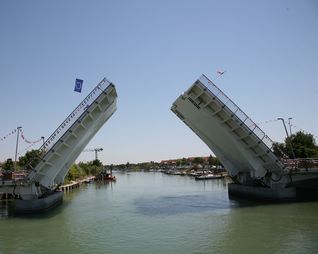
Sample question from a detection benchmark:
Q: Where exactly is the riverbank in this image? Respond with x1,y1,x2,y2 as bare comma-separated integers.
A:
162,167,228,178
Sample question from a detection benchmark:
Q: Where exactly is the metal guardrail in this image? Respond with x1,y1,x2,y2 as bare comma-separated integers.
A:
0,171,28,186
40,78,111,153
283,158,318,170
198,74,275,152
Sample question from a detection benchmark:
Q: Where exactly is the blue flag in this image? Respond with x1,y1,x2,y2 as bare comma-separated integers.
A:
74,79,83,93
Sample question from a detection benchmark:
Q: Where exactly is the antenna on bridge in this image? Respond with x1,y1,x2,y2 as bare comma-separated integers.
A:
83,148,103,160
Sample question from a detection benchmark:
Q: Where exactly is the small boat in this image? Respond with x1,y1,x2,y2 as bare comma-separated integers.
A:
195,174,224,180
83,176,95,183
103,174,116,181
96,169,116,181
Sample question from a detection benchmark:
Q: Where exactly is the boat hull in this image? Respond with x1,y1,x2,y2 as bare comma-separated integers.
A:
195,175,224,180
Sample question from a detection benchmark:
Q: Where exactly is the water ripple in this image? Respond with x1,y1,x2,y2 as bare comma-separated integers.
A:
134,193,237,216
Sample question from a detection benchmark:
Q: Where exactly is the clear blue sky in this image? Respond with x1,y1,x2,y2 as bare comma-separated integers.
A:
1,0,317,164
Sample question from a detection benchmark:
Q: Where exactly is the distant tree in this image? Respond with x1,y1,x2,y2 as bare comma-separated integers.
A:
18,149,44,170
193,157,204,165
181,158,187,166
176,159,182,167
208,155,213,166
273,131,318,158
66,164,83,182
212,157,222,166
89,159,103,175
288,131,318,158
78,162,90,175
117,164,126,170
2,158,14,171
92,159,102,167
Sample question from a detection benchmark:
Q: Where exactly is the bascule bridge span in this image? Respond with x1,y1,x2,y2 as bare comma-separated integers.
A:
171,74,318,200
1,77,117,211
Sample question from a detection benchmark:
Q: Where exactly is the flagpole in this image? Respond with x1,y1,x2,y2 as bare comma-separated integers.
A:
14,126,22,171
212,70,226,83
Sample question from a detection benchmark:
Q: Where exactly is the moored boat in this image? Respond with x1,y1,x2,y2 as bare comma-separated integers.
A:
104,174,116,181
96,170,116,181
195,174,224,180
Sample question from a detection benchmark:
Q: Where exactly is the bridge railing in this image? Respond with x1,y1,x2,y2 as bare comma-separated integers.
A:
198,74,275,152
39,78,111,154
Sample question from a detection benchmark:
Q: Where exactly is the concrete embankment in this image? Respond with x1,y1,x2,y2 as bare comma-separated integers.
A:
60,176,95,191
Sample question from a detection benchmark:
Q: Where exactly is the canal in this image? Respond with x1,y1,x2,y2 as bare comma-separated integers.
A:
1,172,318,254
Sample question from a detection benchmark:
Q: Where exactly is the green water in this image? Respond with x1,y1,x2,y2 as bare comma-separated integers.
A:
1,172,318,254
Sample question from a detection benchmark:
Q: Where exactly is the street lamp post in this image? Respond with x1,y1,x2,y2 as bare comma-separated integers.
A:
277,118,295,159
288,117,293,136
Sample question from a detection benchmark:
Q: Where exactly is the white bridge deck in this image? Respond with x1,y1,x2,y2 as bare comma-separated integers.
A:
171,75,318,187
1,78,117,200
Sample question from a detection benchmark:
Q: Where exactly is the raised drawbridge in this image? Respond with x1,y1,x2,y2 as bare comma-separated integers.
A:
1,77,117,202
172,75,318,200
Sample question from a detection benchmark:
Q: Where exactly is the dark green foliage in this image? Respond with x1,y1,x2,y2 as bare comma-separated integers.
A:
66,164,84,182
2,158,14,171
273,131,318,158
18,149,44,170
65,160,104,183
287,132,317,158
193,157,204,164
181,158,188,166
92,159,102,167
208,155,222,166
78,162,90,175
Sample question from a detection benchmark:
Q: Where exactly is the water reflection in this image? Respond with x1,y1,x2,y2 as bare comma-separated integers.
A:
0,200,11,219
134,192,237,216
94,180,115,190
199,177,228,190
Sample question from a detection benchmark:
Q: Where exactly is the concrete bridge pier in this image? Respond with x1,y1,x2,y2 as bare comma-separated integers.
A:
228,183,297,201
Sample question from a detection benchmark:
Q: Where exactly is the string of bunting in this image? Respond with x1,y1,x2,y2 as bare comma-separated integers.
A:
255,119,279,126
0,128,17,142
20,129,42,144
17,142,40,156
246,118,279,129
